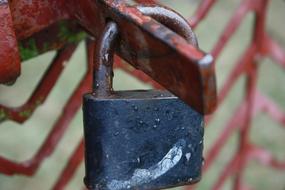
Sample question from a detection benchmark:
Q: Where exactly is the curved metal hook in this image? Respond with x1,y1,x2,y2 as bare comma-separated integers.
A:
136,4,198,47
93,22,119,96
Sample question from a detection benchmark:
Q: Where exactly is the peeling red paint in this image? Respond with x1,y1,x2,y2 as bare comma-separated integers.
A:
9,0,70,39
0,0,217,114
0,2,20,84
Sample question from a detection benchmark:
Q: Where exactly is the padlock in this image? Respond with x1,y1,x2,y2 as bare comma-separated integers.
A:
83,5,204,190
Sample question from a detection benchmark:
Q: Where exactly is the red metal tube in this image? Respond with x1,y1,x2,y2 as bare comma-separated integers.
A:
0,1,20,84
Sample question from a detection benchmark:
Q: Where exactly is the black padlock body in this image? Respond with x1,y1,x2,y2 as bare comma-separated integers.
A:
83,90,204,190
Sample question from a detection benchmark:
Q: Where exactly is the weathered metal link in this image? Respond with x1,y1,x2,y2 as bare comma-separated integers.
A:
136,4,198,47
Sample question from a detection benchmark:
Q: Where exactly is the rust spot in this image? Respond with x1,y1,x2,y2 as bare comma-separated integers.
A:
0,2,21,83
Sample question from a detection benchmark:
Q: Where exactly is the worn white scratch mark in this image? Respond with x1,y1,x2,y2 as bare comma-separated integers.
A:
107,139,186,190
199,54,214,66
185,152,191,161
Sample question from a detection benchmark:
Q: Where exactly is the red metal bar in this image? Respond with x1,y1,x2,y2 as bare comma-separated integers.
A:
0,1,21,83
204,102,246,171
212,152,240,190
9,0,70,40
205,44,256,125
264,35,285,69
52,139,84,190
0,41,92,175
190,0,217,28
256,92,285,126
1,0,218,114
233,61,258,190
0,74,90,175
186,0,285,187
249,145,285,170
0,44,77,123
211,0,250,59
51,39,95,190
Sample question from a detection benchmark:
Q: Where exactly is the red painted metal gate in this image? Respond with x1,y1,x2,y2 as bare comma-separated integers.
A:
0,0,284,189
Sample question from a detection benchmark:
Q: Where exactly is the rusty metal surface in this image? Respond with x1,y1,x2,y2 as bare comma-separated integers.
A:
135,4,198,46
9,0,70,39
75,0,216,114
0,0,217,114
93,22,119,96
0,0,20,84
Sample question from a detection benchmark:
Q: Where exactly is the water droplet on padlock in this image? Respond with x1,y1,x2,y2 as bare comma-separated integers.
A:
152,118,161,129
185,152,191,161
113,131,120,136
138,120,144,126
132,105,138,111
153,93,164,98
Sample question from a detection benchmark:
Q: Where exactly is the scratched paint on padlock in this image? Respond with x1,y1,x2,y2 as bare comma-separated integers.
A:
107,139,186,190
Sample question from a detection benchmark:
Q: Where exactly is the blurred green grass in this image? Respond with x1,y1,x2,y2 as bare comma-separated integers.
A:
0,0,285,190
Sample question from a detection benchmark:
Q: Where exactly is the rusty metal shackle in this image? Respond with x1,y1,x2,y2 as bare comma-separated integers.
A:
93,22,119,97
136,4,198,47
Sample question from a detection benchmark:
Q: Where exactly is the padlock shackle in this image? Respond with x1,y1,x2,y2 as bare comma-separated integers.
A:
93,22,119,96
136,4,198,46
